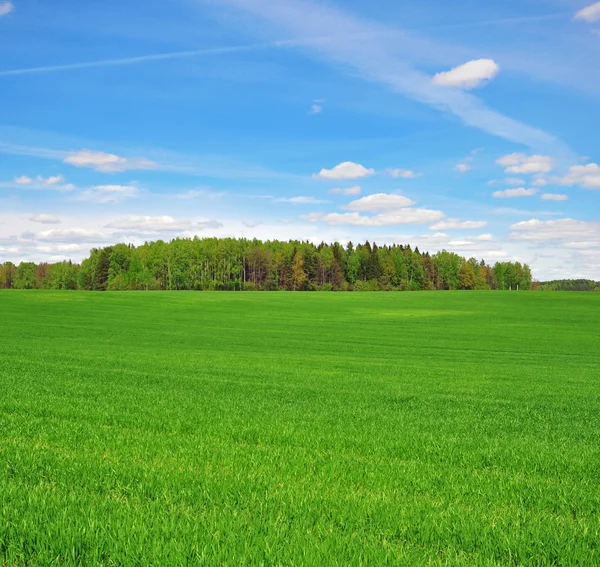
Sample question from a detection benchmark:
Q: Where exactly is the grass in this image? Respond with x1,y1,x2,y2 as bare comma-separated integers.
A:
0,291,599,566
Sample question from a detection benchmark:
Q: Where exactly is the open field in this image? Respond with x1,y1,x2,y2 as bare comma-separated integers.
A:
0,291,599,566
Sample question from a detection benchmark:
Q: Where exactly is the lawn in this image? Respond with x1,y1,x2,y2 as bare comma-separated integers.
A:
0,291,598,566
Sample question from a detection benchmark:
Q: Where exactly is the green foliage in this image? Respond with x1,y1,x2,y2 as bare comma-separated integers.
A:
538,279,600,291
0,291,599,565
13,262,38,289
433,250,462,290
2,238,535,292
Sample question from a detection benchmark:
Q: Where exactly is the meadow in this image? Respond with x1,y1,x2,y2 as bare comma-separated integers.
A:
0,291,598,566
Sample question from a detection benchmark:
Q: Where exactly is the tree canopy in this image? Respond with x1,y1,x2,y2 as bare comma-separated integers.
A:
1,237,534,292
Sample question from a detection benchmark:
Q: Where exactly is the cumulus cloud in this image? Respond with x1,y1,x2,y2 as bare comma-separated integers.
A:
77,185,140,204
533,178,548,187
541,193,568,201
557,163,600,189
64,149,157,173
497,153,554,174
0,1,13,16
329,186,361,195
275,196,329,204
14,175,32,185
432,59,500,90
574,2,600,22
343,193,415,211
385,168,422,179
28,214,61,224
105,215,222,232
430,219,488,230
303,192,443,226
493,187,539,198
314,161,375,180
474,234,495,241
302,208,444,226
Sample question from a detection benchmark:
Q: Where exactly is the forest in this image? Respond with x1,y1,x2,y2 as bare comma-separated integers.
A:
0,237,534,291
537,279,599,292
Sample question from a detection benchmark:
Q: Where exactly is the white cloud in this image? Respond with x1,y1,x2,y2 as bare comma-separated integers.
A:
493,187,539,198
32,228,106,243
509,218,600,243
275,196,329,204
343,193,415,211
329,186,361,195
36,244,82,254
77,185,140,204
28,214,61,224
474,234,495,241
454,163,472,174
533,178,548,187
557,163,600,189
302,208,444,226
0,1,13,16
175,189,224,200
64,149,157,173
574,2,600,22
10,174,74,191
430,219,488,230
397,232,503,255
505,178,526,186
432,59,500,90
385,168,422,179
314,161,375,180
310,103,322,114
541,193,568,201
40,175,65,185
489,177,526,186
497,153,554,174
105,216,222,232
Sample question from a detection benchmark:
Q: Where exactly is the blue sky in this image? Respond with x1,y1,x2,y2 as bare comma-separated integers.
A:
1,0,599,280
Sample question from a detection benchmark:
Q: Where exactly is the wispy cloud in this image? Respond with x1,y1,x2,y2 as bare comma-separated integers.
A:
28,214,61,225
430,219,488,230
493,187,539,198
0,41,299,78
275,196,329,204
385,168,423,179
574,2,600,23
329,186,361,195
76,185,140,204
105,216,222,232
0,139,294,181
0,1,13,17
205,0,567,153
64,150,157,173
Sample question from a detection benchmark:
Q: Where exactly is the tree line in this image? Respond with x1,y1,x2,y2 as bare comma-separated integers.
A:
0,237,534,292
536,279,599,292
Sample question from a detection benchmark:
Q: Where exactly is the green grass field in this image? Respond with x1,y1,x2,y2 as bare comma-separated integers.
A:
0,291,599,566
